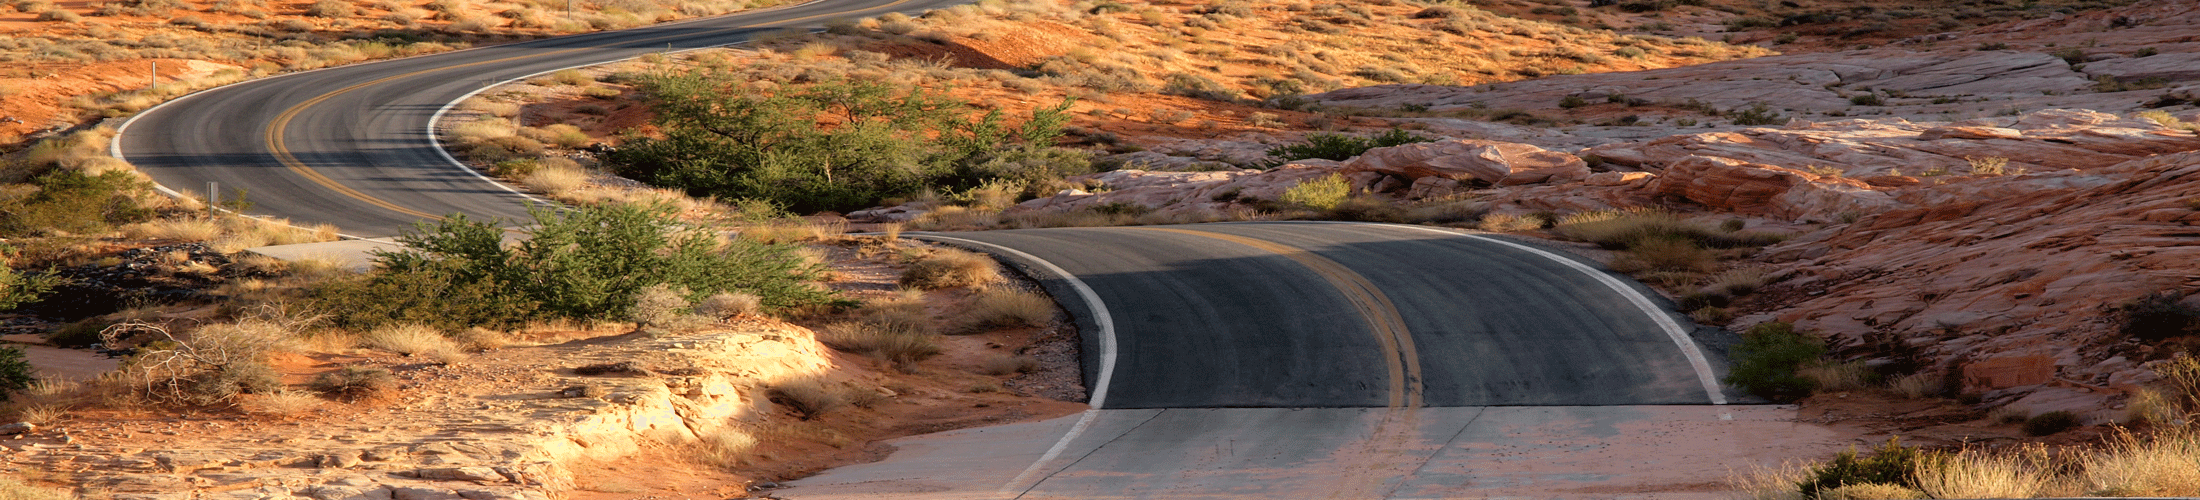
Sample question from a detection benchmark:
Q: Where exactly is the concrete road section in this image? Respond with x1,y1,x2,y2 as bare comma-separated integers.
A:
783,406,1849,499
117,0,970,238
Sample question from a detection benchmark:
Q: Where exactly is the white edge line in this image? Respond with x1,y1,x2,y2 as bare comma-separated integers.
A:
106,0,843,238
904,233,1117,496
1336,222,1729,405
423,28,835,207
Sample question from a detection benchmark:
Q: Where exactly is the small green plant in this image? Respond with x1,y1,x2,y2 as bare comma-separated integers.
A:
1966,156,2017,176
1558,95,1590,109
1727,102,1785,126
1281,174,1351,211
1849,93,1885,106
1262,129,1434,167
1724,321,1825,401
0,346,33,401
1800,437,1937,497
2119,291,2198,341
311,366,396,402
2135,47,2158,57
2052,47,2087,65
2022,410,2079,436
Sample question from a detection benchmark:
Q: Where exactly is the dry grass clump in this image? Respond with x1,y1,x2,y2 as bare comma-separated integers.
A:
629,283,707,332
685,426,759,467
360,323,464,362
1476,212,1546,232
909,206,1001,230
899,248,1002,289
978,353,1040,376
520,158,590,195
955,287,1053,333
519,124,592,148
767,377,845,420
1797,360,1874,392
1914,447,2062,498
0,476,71,500
309,366,396,402
693,291,762,320
1890,373,1937,398
2082,428,2200,496
816,293,940,372
1727,460,1816,500
123,218,221,241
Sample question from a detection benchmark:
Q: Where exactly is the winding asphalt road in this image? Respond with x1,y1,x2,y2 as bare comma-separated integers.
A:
785,222,1755,498
928,222,1729,409
114,0,964,238
111,2,1758,495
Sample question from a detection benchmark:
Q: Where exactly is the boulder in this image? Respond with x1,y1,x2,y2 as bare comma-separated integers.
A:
1342,139,1588,186
1644,156,1900,221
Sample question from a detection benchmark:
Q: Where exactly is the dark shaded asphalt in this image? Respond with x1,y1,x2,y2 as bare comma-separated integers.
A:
928,222,1725,409
116,0,965,238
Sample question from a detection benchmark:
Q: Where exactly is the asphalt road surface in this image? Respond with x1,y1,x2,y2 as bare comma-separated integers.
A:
115,0,965,238
923,222,1732,409
786,222,1754,498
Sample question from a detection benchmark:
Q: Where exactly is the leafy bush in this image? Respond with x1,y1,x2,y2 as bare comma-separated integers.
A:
1727,102,1786,126
606,73,1079,213
1724,321,1824,402
2023,411,2079,436
1262,129,1434,167
0,266,59,311
0,346,33,401
0,169,156,237
2120,291,2198,341
1800,437,1937,498
1281,174,1351,210
318,203,836,330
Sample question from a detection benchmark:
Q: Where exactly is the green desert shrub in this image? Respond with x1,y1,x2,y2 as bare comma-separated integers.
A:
1262,129,1433,167
1801,437,1938,498
318,203,836,330
1281,174,1351,210
1723,321,1824,402
606,74,1079,213
2022,410,2079,436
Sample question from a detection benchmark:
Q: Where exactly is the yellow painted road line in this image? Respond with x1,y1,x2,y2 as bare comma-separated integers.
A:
261,0,911,220
1141,227,1424,409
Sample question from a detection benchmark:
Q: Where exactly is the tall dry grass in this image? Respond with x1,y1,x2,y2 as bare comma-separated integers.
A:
1915,446,2067,498
899,248,1002,290
956,287,1053,332
2082,428,2200,496
360,323,464,362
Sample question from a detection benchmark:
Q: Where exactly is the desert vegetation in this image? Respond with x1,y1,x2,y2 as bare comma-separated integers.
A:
1734,357,2200,498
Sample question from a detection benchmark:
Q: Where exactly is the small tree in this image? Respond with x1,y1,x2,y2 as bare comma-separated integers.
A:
323,203,839,330
0,346,34,401
1723,321,1824,401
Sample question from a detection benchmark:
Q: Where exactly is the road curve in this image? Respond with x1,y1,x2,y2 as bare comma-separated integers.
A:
925,222,1735,409
789,222,1752,498
116,0,965,238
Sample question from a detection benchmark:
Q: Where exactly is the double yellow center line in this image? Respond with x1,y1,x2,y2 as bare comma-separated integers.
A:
260,0,912,221
1143,227,1425,409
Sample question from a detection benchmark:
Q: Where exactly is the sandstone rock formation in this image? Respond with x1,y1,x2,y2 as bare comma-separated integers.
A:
3,324,839,499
